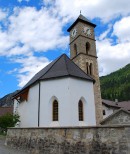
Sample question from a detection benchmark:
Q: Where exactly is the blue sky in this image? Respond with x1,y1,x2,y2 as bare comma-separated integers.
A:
0,0,130,98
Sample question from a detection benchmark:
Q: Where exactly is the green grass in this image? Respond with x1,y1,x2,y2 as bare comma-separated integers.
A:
0,134,6,141
0,131,6,137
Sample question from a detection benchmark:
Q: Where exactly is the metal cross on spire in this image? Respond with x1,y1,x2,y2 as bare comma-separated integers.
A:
80,10,81,14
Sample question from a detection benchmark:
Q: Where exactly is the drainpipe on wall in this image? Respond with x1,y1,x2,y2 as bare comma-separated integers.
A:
38,81,41,127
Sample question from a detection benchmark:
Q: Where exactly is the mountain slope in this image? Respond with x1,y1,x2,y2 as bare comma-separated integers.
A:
0,90,19,107
100,64,130,101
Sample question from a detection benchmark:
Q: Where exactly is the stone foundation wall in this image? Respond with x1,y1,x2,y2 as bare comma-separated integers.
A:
6,126,130,154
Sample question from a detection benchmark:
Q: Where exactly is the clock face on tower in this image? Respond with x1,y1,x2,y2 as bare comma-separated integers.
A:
83,26,92,36
71,28,77,38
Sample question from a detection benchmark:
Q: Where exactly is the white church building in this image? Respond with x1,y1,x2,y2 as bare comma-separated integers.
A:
13,54,96,127
13,14,103,127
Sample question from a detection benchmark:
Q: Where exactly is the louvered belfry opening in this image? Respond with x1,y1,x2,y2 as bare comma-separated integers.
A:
74,44,77,56
86,62,89,74
79,100,84,121
89,63,93,75
53,100,58,121
86,62,93,76
86,42,90,55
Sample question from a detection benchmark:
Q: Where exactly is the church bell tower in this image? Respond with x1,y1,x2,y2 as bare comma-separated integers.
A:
67,14,103,124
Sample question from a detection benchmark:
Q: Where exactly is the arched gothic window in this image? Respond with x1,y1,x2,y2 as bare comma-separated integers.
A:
86,42,90,55
78,100,84,121
52,100,58,121
74,44,77,56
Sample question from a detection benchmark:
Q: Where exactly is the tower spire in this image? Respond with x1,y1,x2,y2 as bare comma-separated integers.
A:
80,10,81,14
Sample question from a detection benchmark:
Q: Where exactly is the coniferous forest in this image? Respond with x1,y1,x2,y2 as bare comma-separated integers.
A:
100,64,130,101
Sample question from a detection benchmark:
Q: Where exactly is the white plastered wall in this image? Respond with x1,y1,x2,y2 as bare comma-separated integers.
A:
14,77,96,127
14,84,39,127
102,104,114,119
40,77,96,127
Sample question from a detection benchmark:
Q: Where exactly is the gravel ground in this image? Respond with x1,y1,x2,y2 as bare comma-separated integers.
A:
0,136,27,154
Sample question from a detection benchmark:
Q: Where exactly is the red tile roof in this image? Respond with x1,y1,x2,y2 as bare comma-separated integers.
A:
102,99,130,111
0,107,13,117
102,99,120,108
117,101,130,111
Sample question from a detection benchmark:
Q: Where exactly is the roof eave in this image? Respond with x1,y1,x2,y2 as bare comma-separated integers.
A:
102,102,120,108
40,75,94,83
13,75,94,99
12,87,30,100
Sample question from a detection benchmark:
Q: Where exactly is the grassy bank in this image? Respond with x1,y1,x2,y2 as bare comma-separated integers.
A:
0,132,6,139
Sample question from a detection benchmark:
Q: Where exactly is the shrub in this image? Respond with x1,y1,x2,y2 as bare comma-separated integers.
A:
0,113,20,133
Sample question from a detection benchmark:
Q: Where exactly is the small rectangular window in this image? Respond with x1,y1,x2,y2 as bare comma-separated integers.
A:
103,110,106,115
79,100,84,121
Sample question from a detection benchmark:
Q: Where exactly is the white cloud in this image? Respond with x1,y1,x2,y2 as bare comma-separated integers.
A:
11,55,50,87
7,68,18,74
99,24,112,41
43,0,130,22
17,0,30,2
0,31,15,56
97,39,130,76
17,0,22,2
0,6,69,88
0,7,69,57
0,9,7,21
113,16,130,43
97,16,130,76
1,1,130,88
